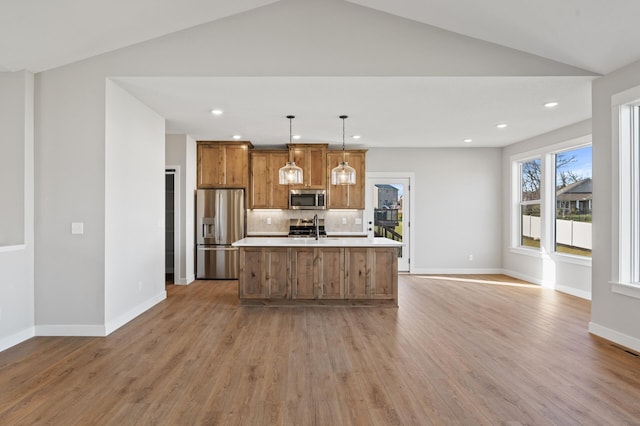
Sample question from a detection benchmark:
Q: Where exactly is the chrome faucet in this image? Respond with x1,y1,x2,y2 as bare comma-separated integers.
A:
313,214,319,240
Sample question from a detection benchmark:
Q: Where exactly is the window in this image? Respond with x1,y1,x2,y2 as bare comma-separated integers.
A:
634,105,640,283
519,158,541,249
554,145,592,257
511,135,592,263
611,90,640,294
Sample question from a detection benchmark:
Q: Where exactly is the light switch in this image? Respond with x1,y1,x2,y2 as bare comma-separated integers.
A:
342,218,347,225
71,222,84,235
267,218,272,225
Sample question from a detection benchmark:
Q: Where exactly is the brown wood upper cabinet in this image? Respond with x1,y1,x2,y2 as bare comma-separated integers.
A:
287,144,327,189
326,150,367,209
250,150,289,209
197,141,252,188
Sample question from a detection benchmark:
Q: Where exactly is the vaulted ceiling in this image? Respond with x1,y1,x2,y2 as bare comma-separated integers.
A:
3,0,637,147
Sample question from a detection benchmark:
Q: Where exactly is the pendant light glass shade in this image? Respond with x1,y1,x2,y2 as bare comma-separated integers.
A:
331,115,356,185
331,161,356,185
279,161,303,185
279,115,304,185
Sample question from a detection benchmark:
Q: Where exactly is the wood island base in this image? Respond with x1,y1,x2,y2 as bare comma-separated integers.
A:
234,241,399,306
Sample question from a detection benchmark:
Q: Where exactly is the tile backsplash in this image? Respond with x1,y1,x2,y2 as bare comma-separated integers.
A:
247,209,365,235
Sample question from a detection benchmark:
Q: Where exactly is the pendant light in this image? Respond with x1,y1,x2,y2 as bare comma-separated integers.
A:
278,115,303,185
331,115,356,185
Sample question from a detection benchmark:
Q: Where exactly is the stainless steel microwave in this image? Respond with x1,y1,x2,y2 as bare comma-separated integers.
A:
289,189,326,210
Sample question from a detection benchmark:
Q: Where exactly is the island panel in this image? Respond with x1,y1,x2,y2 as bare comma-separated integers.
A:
235,239,399,306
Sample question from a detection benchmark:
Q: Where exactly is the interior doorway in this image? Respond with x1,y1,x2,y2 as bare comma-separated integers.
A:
366,173,414,272
165,168,180,284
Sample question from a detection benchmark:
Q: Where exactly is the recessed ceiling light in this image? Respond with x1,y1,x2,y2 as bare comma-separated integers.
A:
210,109,223,115
463,139,473,143
544,101,559,108
292,134,301,140
232,134,242,140
352,135,361,140
496,123,508,129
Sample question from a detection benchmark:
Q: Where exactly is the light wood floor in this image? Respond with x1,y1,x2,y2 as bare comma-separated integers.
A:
1,275,640,425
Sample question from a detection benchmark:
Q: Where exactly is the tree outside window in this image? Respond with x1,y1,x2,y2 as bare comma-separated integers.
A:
520,159,541,249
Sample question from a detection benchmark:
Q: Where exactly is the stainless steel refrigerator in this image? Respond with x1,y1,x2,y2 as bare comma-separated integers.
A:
196,189,245,279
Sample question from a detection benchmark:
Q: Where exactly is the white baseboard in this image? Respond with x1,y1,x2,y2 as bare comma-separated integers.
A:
589,322,640,353
34,291,167,338
0,326,35,353
410,268,505,275
554,284,591,300
174,274,195,285
501,269,546,286
35,324,106,337
502,269,591,300
104,291,167,335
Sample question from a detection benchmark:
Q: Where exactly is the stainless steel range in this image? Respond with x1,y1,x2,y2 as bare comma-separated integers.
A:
288,217,327,238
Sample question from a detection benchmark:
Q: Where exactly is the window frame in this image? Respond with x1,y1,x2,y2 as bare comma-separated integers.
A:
510,135,592,267
611,90,640,298
518,157,542,252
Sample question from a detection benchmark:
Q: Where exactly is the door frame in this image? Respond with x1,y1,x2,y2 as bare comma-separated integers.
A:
366,172,415,273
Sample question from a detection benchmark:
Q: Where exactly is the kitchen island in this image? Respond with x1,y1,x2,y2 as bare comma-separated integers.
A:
232,237,402,306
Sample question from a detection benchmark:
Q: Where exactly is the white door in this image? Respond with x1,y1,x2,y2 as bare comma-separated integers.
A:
366,175,412,272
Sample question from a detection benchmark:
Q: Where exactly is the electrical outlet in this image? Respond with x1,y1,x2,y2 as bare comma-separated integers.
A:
355,218,362,225
469,254,474,261
71,222,84,235
267,218,272,225
138,281,143,292
342,218,347,225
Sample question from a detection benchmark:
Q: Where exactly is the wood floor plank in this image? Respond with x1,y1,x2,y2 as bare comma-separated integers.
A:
1,275,640,425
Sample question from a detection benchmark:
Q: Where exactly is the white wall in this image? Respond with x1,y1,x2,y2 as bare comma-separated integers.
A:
165,133,197,285
0,71,35,351
0,72,27,245
367,148,503,273
502,120,592,299
590,58,640,351
104,80,166,334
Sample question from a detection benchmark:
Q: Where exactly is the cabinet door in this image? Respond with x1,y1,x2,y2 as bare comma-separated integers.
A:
345,151,366,209
266,248,290,298
269,151,290,208
288,146,307,190
291,248,316,299
239,248,266,298
308,146,327,189
288,145,327,189
327,151,366,209
224,144,249,188
345,248,370,299
318,248,344,299
370,248,397,299
250,152,269,208
198,144,223,187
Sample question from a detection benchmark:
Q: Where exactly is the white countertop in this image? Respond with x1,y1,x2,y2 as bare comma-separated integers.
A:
232,237,403,248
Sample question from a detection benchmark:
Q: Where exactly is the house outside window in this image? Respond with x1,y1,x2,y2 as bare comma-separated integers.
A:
520,158,541,249
555,145,592,257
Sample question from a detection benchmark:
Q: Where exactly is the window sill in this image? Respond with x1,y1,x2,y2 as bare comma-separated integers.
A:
550,253,592,267
611,282,640,300
509,247,543,258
